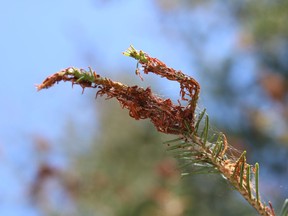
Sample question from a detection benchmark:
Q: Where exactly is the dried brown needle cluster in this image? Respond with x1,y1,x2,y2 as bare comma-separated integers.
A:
37,49,200,135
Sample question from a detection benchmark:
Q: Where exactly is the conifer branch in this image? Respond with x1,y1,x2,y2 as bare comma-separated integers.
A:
36,45,281,216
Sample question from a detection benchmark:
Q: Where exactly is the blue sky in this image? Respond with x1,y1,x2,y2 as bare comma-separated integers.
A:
0,0,196,141
0,0,201,214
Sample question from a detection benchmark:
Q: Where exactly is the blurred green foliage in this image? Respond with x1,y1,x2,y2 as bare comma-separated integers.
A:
68,99,256,216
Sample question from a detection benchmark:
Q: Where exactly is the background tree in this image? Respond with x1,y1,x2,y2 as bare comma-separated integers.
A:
32,1,288,215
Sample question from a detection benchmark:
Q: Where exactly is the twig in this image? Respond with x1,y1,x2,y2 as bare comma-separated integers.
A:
37,45,276,216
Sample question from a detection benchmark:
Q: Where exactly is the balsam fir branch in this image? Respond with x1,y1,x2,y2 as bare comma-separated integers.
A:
37,45,283,216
